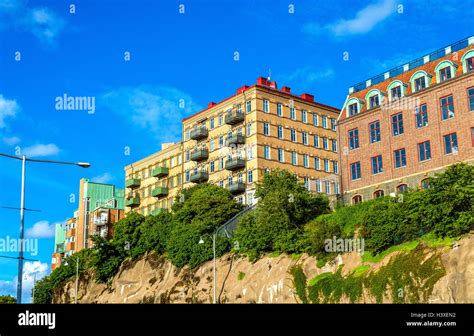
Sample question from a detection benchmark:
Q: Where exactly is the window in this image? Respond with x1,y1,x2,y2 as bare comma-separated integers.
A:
391,113,404,136
219,136,224,148
369,121,381,143
209,139,215,151
303,177,309,190
263,99,269,113
264,145,271,159
185,171,190,182
332,139,337,152
349,129,359,150
278,125,283,139
415,104,428,128
313,113,319,126
440,95,455,120
466,57,474,72
246,100,251,113
185,150,190,161
303,155,309,168
325,181,330,194
418,141,431,161
302,110,307,123
371,155,383,174
414,76,426,92
246,123,252,136
352,195,362,205
397,184,408,193
323,137,328,150
316,179,322,192
314,157,320,170
185,129,190,140
369,94,379,109
439,66,452,82
350,162,361,180
322,116,327,129
374,190,384,198
391,86,401,100
468,87,474,111
421,179,431,189
444,133,458,154
237,104,242,113
290,107,296,120
210,117,215,129
290,129,297,142
324,159,329,172
348,103,358,116
394,148,406,168
228,176,233,185
314,135,320,148
333,161,339,174
219,180,224,188
248,170,253,183
331,118,336,131
291,151,297,165
210,161,215,173
278,148,284,162
302,132,308,145
263,122,270,136
247,144,253,159
277,103,283,116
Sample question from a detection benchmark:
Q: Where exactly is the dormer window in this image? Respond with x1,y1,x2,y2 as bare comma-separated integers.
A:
435,60,457,83
365,89,384,110
467,57,474,72
369,95,379,108
349,103,358,116
346,98,362,117
414,77,426,91
410,71,431,93
439,66,452,82
461,50,474,73
391,86,401,100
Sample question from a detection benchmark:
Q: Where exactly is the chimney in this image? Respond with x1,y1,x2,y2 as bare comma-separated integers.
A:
281,86,291,93
268,81,277,89
256,77,269,86
301,93,314,102
208,102,217,108
237,85,249,94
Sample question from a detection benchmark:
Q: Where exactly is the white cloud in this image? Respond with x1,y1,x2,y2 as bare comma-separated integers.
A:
22,143,60,157
26,220,56,238
101,85,202,142
2,136,20,146
91,172,114,184
304,0,397,37
0,261,49,303
0,94,19,128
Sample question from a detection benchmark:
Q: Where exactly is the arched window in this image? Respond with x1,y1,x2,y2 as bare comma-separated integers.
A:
410,70,431,93
461,49,474,73
365,89,384,109
421,179,432,189
397,184,408,193
352,195,362,205
435,60,458,83
373,190,384,198
346,97,363,117
387,80,407,101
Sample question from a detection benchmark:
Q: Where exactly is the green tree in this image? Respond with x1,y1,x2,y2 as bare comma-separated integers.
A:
0,295,16,304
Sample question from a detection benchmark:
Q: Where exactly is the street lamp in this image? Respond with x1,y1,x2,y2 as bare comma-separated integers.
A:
0,152,90,304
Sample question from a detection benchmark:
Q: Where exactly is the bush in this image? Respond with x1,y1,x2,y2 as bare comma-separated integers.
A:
0,295,16,304
305,216,343,256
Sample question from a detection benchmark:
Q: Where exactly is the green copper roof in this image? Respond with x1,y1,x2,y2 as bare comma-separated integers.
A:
82,178,125,210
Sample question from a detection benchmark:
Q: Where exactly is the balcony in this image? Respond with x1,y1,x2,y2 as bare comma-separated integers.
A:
225,158,245,171
126,197,140,207
225,111,244,125
228,182,246,195
66,242,75,251
226,134,245,146
151,208,166,216
190,149,209,162
190,171,209,183
126,178,141,189
93,215,108,226
190,127,208,140
55,243,65,254
152,167,169,178
152,186,169,198
66,228,76,238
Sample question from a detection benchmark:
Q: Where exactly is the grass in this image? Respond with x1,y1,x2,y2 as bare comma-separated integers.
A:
237,271,245,281
308,272,332,287
421,232,457,247
362,240,420,263
352,265,370,277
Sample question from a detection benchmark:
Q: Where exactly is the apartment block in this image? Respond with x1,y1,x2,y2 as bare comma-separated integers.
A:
338,36,474,204
51,222,66,270
124,142,183,215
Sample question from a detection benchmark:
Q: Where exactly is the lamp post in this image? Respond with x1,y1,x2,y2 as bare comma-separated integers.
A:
0,153,90,304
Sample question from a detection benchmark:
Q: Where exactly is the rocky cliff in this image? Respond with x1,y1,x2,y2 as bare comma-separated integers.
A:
53,233,474,304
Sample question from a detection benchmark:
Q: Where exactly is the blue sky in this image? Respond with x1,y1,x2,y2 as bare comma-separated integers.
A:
0,0,472,301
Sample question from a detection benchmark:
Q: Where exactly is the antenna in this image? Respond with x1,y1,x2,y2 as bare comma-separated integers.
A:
267,68,272,81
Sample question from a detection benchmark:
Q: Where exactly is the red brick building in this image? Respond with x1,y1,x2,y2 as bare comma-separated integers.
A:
338,37,474,204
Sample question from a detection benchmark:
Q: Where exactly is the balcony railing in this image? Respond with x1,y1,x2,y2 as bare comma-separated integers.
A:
126,197,140,207
225,158,245,171
190,127,208,140
226,134,245,146
228,182,246,195
152,186,169,198
93,215,108,225
190,149,209,161
125,178,141,188
225,111,244,125
190,171,209,183
152,167,169,178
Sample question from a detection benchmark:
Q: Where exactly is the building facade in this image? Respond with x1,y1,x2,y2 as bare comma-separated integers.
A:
124,77,340,213
338,36,474,204
51,222,66,270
